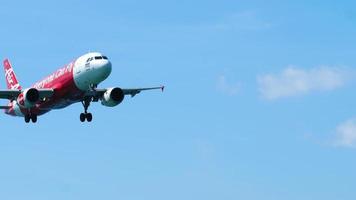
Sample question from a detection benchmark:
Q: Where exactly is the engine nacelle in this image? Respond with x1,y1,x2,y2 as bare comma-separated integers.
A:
19,88,40,108
101,87,124,107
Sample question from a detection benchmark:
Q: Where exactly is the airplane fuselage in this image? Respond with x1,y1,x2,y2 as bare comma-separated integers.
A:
5,52,112,117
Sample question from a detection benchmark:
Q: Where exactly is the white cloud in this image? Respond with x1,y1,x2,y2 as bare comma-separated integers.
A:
216,75,240,96
257,66,352,100
334,118,356,148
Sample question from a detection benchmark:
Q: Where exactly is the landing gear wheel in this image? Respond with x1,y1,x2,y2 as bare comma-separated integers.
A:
80,113,86,122
24,115,30,123
31,115,37,123
80,98,93,122
86,113,92,122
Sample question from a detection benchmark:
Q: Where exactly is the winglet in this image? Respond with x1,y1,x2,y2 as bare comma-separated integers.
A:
161,85,165,92
3,59,21,90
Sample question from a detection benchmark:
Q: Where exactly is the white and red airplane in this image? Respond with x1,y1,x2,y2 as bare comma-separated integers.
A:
0,52,164,123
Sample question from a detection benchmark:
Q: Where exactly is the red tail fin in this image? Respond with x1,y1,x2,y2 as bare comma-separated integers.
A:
3,59,21,90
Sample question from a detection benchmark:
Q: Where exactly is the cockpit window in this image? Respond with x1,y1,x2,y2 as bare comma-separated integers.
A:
87,56,108,62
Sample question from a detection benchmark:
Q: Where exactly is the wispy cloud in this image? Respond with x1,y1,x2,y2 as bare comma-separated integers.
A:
257,66,353,100
216,75,240,96
333,118,356,148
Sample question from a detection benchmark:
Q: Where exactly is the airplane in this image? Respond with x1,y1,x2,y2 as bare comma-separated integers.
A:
0,52,164,123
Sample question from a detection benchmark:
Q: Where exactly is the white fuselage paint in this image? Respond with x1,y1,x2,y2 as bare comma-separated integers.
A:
73,52,112,91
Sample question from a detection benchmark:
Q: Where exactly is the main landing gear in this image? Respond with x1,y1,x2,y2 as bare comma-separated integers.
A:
80,98,93,122
24,114,37,123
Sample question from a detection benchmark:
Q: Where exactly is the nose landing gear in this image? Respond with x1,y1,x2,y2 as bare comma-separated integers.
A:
80,98,93,122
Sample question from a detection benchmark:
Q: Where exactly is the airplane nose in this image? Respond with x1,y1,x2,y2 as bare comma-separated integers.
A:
103,60,112,74
85,59,112,86
96,60,112,81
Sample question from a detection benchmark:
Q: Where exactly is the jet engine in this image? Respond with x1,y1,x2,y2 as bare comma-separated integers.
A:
20,88,40,108
101,87,124,107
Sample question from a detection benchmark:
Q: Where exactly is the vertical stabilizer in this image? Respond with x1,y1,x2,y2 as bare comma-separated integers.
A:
3,59,21,90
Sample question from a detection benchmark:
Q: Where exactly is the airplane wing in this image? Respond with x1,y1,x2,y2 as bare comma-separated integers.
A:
0,89,54,100
0,106,11,109
38,89,55,99
86,86,164,100
0,89,21,100
122,86,165,97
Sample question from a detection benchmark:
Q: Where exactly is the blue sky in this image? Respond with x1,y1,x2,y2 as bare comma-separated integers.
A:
0,0,356,199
